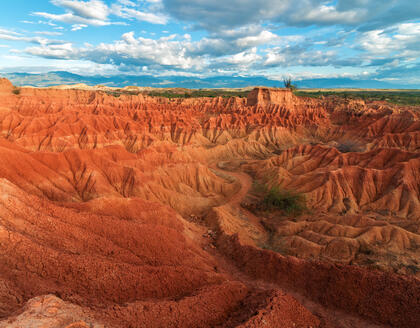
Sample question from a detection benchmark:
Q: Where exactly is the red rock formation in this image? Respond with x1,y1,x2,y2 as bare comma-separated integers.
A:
0,80,419,327
0,78,12,92
247,88,297,107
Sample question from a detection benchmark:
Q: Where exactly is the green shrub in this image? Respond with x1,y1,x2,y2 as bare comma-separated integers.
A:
12,87,20,95
258,184,306,214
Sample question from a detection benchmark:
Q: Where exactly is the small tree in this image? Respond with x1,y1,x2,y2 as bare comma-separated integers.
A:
283,77,297,91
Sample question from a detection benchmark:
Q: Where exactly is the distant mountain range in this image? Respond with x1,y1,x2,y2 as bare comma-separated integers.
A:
2,71,419,89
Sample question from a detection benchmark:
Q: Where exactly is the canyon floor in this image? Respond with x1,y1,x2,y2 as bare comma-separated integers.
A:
0,78,419,327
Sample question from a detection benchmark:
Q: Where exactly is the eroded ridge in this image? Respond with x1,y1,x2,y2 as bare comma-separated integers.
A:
0,78,419,327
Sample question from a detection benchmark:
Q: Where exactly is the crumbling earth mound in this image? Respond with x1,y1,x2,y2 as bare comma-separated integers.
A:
0,80,419,327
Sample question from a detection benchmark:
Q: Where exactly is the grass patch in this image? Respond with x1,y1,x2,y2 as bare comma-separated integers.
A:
255,183,306,215
295,90,420,106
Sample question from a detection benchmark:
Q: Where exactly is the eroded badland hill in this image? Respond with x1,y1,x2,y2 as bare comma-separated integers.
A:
0,78,419,327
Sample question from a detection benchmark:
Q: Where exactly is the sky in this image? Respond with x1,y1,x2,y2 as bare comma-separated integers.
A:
0,0,419,85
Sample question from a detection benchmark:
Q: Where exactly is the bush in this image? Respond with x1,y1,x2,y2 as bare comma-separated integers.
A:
12,87,20,95
283,77,297,91
258,184,306,214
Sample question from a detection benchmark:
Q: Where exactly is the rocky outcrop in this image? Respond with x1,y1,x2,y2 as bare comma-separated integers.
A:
247,88,296,107
0,295,102,328
0,78,419,327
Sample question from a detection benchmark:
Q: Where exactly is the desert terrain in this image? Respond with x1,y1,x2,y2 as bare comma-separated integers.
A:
0,77,419,327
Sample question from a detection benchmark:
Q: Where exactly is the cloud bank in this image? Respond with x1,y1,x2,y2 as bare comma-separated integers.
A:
0,0,418,85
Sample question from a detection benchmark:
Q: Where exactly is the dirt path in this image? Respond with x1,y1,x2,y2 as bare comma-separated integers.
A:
217,165,252,207
207,161,386,328
210,161,267,236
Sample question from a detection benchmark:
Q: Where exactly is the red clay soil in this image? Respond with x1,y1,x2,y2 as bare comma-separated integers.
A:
0,78,419,327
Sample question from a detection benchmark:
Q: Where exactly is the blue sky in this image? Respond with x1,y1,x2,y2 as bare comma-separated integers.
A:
0,0,419,85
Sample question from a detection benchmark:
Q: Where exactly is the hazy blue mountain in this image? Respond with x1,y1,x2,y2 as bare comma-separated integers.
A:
2,71,418,89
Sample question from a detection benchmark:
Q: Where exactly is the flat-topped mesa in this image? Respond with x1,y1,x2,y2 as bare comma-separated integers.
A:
247,87,297,107
0,78,13,93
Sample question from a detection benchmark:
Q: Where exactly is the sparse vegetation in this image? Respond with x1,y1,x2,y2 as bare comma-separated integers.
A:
147,90,249,99
12,87,20,95
105,90,140,97
358,242,374,255
283,77,297,91
254,183,306,215
103,89,249,99
405,264,419,274
295,90,420,106
336,140,363,153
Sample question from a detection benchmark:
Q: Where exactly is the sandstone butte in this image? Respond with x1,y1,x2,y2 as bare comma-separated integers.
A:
0,77,419,327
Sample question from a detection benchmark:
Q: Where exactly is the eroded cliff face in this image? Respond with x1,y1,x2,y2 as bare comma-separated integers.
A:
246,88,298,107
0,80,419,328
